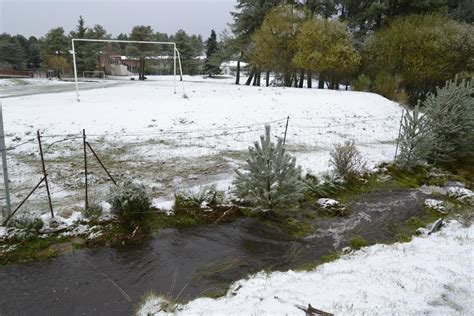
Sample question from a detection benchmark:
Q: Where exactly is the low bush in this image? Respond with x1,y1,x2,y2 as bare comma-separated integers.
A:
83,203,103,220
174,185,225,212
8,217,44,241
107,179,151,223
329,140,366,180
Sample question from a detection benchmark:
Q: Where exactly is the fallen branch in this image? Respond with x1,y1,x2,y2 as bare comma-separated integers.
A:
429,218,444,235
274,296,334,316
214,207,234,224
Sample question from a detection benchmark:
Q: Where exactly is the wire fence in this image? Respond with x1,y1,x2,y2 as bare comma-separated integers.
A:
0,112,401,220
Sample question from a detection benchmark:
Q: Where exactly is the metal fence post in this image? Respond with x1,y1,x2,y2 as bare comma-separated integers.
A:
394,108,405,162
83,129,88,210
37,130,54,218
0,102,12,218
283,116,290,146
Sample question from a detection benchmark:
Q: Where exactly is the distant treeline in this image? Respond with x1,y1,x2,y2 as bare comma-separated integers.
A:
225,0,474,104
0,16,207,77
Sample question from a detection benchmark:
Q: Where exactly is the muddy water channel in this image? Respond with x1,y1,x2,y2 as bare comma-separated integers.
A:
0,189,429,315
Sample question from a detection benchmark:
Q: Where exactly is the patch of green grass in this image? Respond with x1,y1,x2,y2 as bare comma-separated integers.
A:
202,287,229,299
350,236,368,250
394,233,412,243
296,261,320,271
280,218,313,238
303,165,431,205
321,251,340,263
146,211,202,231
296,251,341,271
0,236,64,265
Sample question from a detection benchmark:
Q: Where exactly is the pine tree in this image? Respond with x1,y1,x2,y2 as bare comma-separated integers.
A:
233,125,303,211
172,30,202,75
0,34,26,70
204,30,221,77
396,103,431,169
128,25,155,80
423,77,474,164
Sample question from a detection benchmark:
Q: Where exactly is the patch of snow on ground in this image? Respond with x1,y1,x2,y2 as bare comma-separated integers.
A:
424,199,445,212
1,76,402,218
317,198,340,208
139,221,474,316
152,198,175,211
446,187,474,201
0,226,7,238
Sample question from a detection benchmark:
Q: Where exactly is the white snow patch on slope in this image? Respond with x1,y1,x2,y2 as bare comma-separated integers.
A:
139,221,474,316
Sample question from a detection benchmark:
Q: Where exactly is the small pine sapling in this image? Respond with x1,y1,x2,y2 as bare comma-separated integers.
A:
233,125,303,212
396,103,431,169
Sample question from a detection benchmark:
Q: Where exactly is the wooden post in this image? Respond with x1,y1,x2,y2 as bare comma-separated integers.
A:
37,130,54,218
0,102,12,218
83,129,88,210
283,116,290,146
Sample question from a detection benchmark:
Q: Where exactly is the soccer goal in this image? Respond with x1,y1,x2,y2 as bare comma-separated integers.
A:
71,38,185,102
83,70,106,79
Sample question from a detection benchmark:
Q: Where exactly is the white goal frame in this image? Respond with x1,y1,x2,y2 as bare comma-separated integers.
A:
71,38,184,102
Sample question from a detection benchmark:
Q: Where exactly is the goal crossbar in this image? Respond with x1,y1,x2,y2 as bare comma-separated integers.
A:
71,38,184,101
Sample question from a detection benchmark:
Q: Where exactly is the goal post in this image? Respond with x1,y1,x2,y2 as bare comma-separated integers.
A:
71,38,184,102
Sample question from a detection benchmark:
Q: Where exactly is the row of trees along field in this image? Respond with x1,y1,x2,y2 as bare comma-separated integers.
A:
225,0,474,104
0,16,209,79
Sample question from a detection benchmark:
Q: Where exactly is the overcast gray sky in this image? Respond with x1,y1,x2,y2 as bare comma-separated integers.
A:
0,0,237,38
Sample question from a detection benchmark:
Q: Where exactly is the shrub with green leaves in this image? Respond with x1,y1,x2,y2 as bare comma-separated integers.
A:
8,217,44,241
233,125,303,211
83,203,103,220
107,179,151,222
364,14,473,102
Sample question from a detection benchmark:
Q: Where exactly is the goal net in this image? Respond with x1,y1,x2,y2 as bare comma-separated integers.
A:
71,38,184,101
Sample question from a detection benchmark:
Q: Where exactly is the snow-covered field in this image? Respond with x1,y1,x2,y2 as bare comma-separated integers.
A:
139,220,474,315
1,76,402,217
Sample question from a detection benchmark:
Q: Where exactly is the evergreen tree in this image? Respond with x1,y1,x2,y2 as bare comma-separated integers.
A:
339,0,449,40
173,30,201,75
41,27,69,77
70,16,88,74
448,0,474,23
27,36,42,70
423,77,474,164
0,33,26,69
230,0,283,84
128,25,155,80
204,30,220,76
233,125,303,211
396,103,431,169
